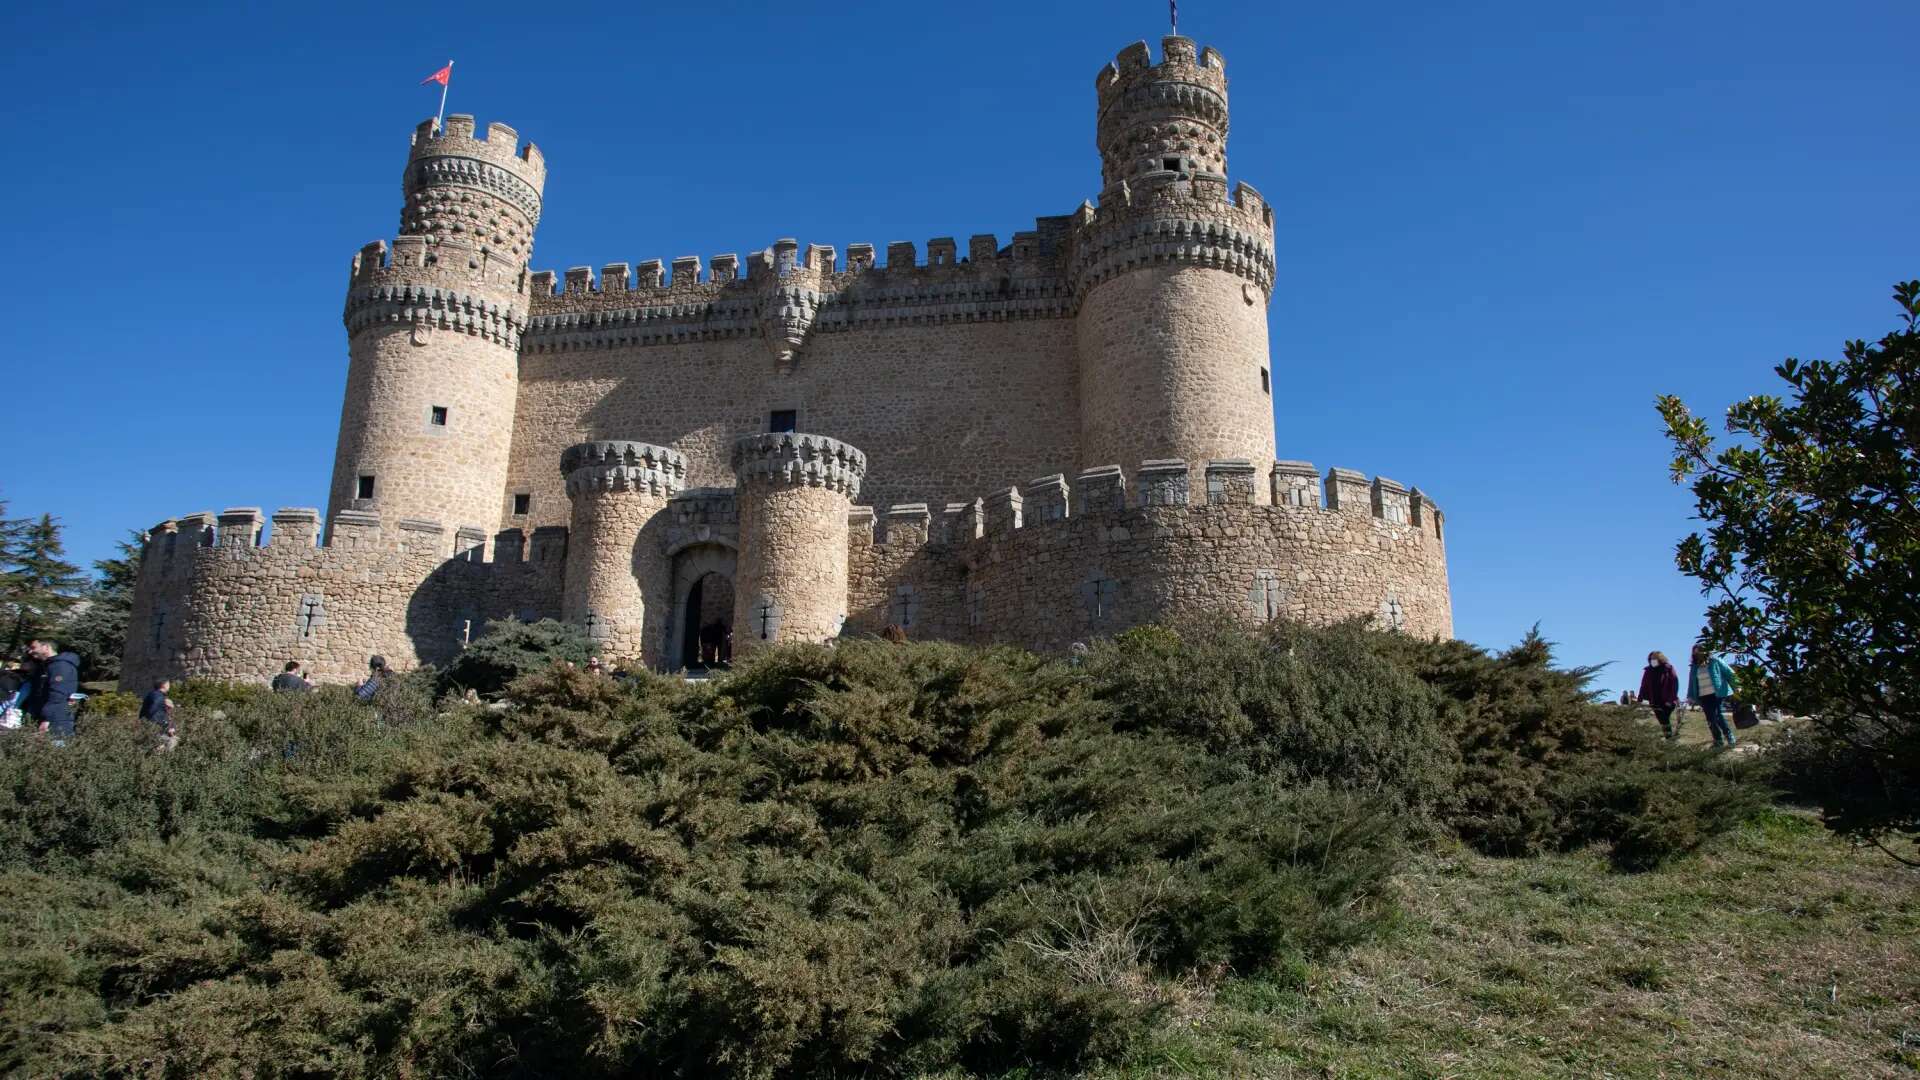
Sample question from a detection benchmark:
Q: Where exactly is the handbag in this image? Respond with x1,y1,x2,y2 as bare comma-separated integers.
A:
1732,700,1760,730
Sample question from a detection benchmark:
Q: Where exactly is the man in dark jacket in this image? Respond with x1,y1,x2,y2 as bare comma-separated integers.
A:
25,640,81,740
271,661,313,693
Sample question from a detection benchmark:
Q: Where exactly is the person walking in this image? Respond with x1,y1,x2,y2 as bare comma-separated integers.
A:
1638,651,1681,740
1687,644,1739,748
271,661,313,692
25,640,81,743
139,678,178,751
355,655,389,703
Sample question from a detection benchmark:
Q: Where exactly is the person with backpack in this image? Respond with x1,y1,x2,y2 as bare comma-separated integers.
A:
1638,651,1681,740
1687,644,1739,748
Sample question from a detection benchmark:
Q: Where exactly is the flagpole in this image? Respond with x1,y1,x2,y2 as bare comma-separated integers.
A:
436,60,453,128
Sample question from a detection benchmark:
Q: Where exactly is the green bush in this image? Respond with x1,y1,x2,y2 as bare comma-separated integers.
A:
0,623,1776,1076
437,617,594,699
77,690,139,721
1084,618,1460,818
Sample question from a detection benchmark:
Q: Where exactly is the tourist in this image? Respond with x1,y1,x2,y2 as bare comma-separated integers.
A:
586,655,604,676
1687,645,1738,748
355,655,389,703
0,661,28,730
1638,651,1680,740
25,640,81,742
140,678,178,750
881,624,909,644
271,660,313,692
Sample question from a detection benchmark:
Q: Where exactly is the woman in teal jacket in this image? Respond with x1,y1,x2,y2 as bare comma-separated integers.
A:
1687,645,1739,748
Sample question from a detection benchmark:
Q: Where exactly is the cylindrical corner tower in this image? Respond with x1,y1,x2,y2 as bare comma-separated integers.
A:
560,441,684,662
328,114,548,541
1073,37,1278,486
730,433,867,653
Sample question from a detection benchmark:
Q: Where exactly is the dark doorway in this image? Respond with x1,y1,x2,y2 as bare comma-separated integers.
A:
680,571,734,669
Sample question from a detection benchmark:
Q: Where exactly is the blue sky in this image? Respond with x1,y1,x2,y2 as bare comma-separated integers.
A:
2,0,1914,691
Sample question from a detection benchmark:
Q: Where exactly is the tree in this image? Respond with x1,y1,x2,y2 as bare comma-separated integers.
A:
0,512,86,658
1657,279,1920,862
61,531,143,681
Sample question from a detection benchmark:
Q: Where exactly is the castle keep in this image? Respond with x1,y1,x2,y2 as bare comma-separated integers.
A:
120,36,1452,688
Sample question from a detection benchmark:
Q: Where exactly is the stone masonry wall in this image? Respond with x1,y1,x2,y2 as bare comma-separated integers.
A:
560,441,684,666
843,459,1450,654
731,434,865,653
119,508,565,691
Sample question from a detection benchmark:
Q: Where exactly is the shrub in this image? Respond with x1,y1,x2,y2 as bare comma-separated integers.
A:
77,690,139,721
437,618,594,699
1084,617,1460,818
0,624,1777,1076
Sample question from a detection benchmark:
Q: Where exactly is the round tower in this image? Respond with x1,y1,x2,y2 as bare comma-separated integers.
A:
1074,38,1278,485
561,441,684,662
730,433,867,653
328,114,548,541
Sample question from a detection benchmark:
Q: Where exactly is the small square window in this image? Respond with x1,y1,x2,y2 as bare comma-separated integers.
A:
1260,368,1270,394
1164,157,1182,172
430,405,449,426
512,493,531,516
356,475,376,499
769,409,798,433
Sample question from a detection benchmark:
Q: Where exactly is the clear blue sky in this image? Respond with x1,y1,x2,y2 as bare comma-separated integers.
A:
2,1,1914,692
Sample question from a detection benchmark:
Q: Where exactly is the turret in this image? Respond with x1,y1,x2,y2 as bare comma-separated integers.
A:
560,441,684,661
327,116,548,543
1074,39,1278,490
730,433,867,652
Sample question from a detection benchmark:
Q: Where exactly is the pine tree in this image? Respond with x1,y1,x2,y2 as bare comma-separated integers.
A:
1,513,86,657
61,531,142,681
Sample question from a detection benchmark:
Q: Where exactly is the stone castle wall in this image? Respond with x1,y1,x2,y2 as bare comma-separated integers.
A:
840,458,1450,651
118,36,1458,688
120,507,565,690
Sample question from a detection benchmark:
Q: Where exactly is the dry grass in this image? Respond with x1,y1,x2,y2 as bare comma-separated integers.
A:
1079,807,1920,1079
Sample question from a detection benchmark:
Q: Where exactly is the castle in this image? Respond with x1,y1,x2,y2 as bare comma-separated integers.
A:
119,35,1452,689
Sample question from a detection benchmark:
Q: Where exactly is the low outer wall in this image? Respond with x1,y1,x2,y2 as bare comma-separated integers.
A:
120,508,566,690
843,459,1450,652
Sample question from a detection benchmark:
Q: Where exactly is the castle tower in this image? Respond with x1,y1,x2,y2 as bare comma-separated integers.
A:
560,441,684,661
328,115,548,542
730,433,867,653
1074,38,1278,486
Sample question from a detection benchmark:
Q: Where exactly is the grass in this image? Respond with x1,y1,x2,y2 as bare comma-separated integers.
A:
1074,806,1920,1079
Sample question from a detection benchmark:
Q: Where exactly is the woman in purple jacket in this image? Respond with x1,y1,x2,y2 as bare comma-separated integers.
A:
1639,651,1681,740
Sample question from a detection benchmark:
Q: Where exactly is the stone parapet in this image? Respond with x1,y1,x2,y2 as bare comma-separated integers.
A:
560,440,687,498
731,432,867,499
405,114,547,216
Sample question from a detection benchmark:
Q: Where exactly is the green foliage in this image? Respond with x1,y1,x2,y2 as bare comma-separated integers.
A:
77,690,139,721
0,624,1775,1076
437,617,595,698
58,531,141,682
0,511,85,659
1084,618,1459,818
1658,280,1920,860
1377,629,1763,868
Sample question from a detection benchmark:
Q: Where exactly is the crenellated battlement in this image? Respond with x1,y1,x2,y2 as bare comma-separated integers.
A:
560,440,687,498
1068,174,1276,300
1095,37,1231,188
849,457,1445,552
133,506,563,568
408,114,546,189
732,432,867,498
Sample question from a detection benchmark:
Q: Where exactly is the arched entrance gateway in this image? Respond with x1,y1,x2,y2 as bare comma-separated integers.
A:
666,543,736,670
